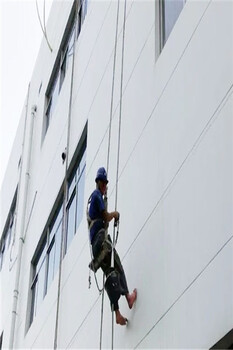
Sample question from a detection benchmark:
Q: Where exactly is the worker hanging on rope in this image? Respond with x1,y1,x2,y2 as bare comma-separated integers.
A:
87,167,137,326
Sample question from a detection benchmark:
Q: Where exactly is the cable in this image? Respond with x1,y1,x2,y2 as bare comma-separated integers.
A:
87,0,127,347
106,0,120,173
98,0,121,347
110,0,127,348
35,0,53,52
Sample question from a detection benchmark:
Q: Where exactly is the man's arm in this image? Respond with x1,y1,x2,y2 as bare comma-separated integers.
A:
102,210,119,223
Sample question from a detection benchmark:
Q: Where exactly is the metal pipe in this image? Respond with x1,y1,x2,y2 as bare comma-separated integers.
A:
9,100,37,350
9,84,30,272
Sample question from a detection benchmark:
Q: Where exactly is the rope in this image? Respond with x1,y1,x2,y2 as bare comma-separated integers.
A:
111,0,127,348
97,0,122,348
99,274,105,349
87,0,127,347
106,0,120,173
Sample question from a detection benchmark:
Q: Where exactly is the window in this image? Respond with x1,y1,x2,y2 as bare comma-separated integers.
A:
160,0,186,47
43,3,76,137
46,205,63,291
59,24,75,91
0,190,17,271
77,0,89,36
66,145,86,251
30,238,47,325
0,332,3,350
29,202,63,326
44,68,60,134
29,124,87,326
210,329,233,349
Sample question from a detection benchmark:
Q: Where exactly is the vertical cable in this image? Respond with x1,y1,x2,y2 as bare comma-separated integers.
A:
99,0,121,349
111,0,127,348
99,274,105,350
106,0,121,173
115,0,127,212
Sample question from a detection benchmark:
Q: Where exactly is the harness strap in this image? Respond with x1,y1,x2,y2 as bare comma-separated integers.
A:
86,194,102,232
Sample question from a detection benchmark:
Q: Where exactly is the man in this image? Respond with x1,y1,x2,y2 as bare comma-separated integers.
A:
87,167,137,326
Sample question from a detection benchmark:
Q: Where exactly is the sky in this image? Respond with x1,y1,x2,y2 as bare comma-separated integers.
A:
0,0,53,190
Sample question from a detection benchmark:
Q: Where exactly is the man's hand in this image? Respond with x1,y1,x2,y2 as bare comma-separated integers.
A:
114,211,120,221
103,210,120,223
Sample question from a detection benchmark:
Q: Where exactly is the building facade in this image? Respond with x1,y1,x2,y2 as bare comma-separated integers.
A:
0,0,232,348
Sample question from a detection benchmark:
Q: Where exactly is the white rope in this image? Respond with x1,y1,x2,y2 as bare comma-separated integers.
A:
111,0,127,348
88,0,127,347
99,0,121,347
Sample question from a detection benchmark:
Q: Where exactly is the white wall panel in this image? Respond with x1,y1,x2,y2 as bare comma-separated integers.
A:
1,0,232,349
137,240,233,349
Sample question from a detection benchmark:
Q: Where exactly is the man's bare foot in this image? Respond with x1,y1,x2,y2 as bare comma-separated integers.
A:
115,310,128,326
126,288,137,309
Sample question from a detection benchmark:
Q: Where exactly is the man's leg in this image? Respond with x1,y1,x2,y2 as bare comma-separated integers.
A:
113,248,137,309
113,249,129,294
100,253,128,326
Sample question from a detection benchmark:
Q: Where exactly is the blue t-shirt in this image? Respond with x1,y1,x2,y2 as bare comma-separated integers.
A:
89,189,105,242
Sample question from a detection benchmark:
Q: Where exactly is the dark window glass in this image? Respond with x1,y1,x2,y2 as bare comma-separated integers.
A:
45,71,59,132
35,258,46,314
210,329,233,349
67,26,75,63
0,243,5,271
66,193,76,249
76,166,85,229
77,0,89,37
44,10,76,136
31,243,46,322
0,192,17,271
47,238,55,290
0,332,3,350
54,223,62,275
161,0,185,45
65,146,86,252
30,202,63,326
46,203,63,291
60,24,75,92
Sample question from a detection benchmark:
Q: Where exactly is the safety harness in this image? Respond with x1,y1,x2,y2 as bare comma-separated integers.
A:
86,194,112,274
86,193,121,309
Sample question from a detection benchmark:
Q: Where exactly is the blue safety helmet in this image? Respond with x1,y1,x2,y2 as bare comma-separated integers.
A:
95,167,108,183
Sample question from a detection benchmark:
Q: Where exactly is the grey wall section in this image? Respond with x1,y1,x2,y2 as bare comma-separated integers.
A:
0,0,232,349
